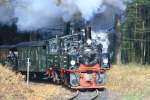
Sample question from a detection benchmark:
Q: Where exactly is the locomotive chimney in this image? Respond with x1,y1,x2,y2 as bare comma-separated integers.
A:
84,21,91,40
85,26,92,40
64,22,71,35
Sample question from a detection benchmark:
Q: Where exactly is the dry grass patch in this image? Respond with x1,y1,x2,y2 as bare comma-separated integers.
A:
29,84,72,100
107,64,150,99
1,63,150,100
0,64,34,100
0,64,72,100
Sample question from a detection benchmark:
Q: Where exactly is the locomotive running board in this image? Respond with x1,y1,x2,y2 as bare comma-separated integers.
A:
71,86,104,89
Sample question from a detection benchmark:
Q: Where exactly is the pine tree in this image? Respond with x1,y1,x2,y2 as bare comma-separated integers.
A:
121,0,150,64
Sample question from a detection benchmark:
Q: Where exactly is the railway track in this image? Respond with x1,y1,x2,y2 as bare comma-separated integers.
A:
69,89,108,100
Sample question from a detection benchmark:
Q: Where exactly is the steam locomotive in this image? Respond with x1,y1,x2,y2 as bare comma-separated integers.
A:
0,25,110,89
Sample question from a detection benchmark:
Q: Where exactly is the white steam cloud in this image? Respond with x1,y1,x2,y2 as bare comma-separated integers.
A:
14,0,61,31
0,0,129,31
0,1,14,25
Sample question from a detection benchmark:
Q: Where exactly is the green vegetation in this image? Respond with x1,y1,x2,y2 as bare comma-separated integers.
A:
121,0,150,64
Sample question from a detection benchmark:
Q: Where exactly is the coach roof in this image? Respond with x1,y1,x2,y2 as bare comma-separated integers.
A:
15,41,46,47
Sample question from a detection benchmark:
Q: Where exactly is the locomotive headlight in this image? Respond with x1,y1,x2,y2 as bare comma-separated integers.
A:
103,59,108,64
70,60,76,66
85,48,91,52
101,53,110,69
87,39,92,45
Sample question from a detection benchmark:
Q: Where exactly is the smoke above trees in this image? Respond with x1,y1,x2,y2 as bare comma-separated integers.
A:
0,0,129,31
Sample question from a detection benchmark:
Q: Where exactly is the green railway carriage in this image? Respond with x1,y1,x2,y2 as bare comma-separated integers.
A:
16,41,48,73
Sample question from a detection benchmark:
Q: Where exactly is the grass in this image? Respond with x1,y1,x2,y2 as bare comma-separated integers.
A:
0,64,34,100
0,64,72,100
106,64,150,100
1,64,150,100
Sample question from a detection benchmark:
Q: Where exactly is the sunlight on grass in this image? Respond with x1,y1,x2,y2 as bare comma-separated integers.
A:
0,64,72,100
1,63,150,100
107,64,150,100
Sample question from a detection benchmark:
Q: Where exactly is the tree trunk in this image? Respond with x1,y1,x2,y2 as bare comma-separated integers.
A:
115,15,122,64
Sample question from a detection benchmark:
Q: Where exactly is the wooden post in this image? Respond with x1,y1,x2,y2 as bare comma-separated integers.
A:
27,58,30,85
142,21,145,64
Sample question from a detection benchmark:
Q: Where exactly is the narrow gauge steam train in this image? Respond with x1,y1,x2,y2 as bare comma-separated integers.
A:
0,26,110,89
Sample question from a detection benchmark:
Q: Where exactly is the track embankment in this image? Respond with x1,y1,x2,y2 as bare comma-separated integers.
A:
1,64,150,100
